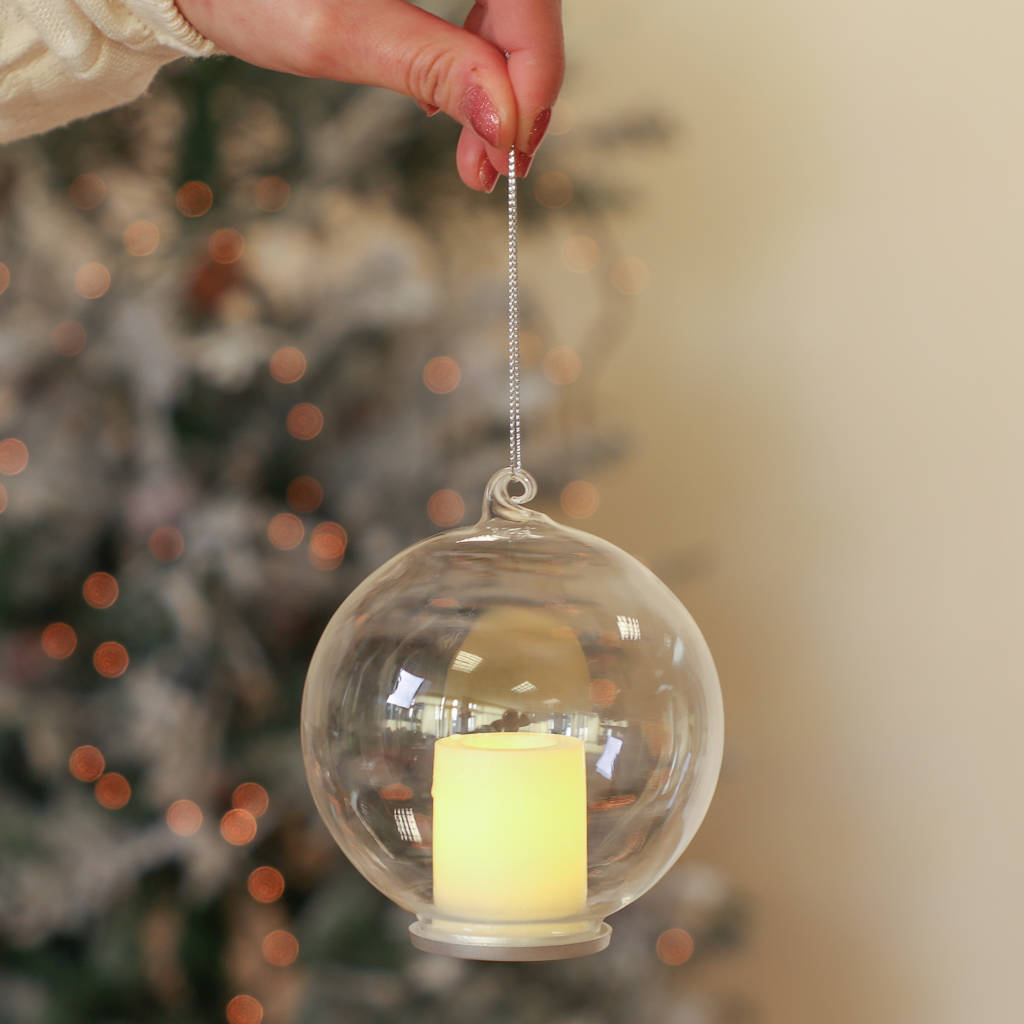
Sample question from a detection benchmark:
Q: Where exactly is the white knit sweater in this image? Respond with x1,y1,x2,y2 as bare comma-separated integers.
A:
0,0,218,143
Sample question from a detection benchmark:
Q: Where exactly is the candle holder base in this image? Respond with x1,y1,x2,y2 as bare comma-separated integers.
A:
408,920,612,961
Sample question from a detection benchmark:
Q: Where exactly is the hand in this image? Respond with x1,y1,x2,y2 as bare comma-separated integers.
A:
175,0,564,192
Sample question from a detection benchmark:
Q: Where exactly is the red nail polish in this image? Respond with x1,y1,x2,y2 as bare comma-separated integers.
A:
527,108,552,154
479,156,499,193
515,151,533,178
463,85,501,148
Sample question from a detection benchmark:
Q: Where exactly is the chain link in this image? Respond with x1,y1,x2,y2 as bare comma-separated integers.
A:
506,149,522,474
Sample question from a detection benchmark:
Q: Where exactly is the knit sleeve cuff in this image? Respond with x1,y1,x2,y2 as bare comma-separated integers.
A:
125,0,220,57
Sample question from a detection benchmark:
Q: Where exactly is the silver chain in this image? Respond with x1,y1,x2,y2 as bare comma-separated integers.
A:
506,149,523,473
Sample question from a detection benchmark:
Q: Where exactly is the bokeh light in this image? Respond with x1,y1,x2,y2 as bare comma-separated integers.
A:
253,176,290,212
286,403,324,441
286,475,323,514
422,356,461,394
166,799,203,836
590,678,619,709
149,525,184,562
123,220,160,256
247,866,285,903
41,622,77,659
655,928,695,965
610,256,651,295
561,480,600,519
94,772,131,810
0,438,29,475
534,171,573,208
232,782,269,818
225,994,263,1024
262,929,299,967
220,808,258,845
0,484,6,515
209,228,245,265
82,572,119,609
309,522,347,570
93,641,129,678
267,512,304,550
69,173,106,210
74,262,111,300
0,262,9,295
68,745,105,782
562,235,600,273
176,181,213,217
426,489,465,528
51,320,87,356
542,346,583,386
269,346,306,383
380,783,414,801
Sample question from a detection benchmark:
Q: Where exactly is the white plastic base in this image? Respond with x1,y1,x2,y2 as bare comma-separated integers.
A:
408,920,612,961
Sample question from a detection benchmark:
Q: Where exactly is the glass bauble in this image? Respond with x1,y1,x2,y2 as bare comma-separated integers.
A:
301,469,724,960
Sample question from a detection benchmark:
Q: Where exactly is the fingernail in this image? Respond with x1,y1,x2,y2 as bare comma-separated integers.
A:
526,108,552,154
479,156,499,193
515,150,533,178
417,101,440,116
463,85,501,147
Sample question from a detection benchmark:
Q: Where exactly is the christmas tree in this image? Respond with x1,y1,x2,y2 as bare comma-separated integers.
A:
0,53,742,1024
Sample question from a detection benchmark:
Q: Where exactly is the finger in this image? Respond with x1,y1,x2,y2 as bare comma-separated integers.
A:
298,0,520,152
456,127,499,192
464,0,564,163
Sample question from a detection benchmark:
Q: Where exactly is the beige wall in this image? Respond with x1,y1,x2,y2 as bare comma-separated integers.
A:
542,2,1023,1020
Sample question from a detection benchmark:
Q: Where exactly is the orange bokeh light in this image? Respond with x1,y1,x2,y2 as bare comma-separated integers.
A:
69,745,105,782
590,678,619,708
149,525,184,562
41,622,77,659
562,235,600,273
225,994,263,1024
232,782,269,819
83,572,119,609
123,220,160,257
52,320,87,356
0,262,9,295
286,403,323,441
262,929,299,967
309,522,346,570
209,228,245,265
656,928,695,966
542,346,583,386
93,641,129,678
610,256,650,295
268,346,306,384
0,438,29,475
69,173,106,210
379,783,414,802
253,176,290,212
95,772,131,810
176,181,213,218
560,480,599,519
220,808,258,846
286,476,323,514
247,866,285,903
74,262,111,300
426,489,464,527
267,512,304,551
167,799,204,836
534,170,574,209
422,356,461,394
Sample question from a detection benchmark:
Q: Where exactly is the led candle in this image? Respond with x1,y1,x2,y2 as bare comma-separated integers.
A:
432,732,587,923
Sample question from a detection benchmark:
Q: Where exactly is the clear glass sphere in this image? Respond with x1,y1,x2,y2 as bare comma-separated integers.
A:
302,469,723,960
